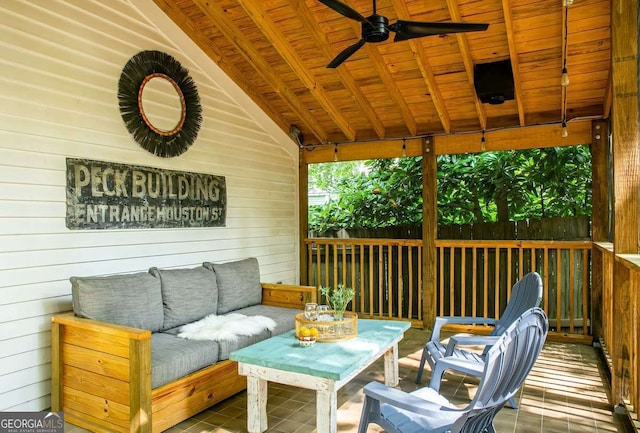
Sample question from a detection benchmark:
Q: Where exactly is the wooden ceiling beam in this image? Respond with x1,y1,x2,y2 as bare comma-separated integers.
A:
445,0,487,131
302,121,592,163
285,0,385,139
501,0,526,126
192,0,329,143
391,0,452,133
237,0,356,141
153,0,291,134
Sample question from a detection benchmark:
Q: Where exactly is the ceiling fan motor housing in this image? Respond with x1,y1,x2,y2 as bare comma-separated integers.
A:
363,14,389,42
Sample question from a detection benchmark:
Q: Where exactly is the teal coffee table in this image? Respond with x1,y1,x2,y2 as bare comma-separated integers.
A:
230,319,411,433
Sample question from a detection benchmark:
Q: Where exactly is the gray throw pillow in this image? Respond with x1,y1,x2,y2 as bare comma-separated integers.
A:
149,266,218,330
203,258,262,314
71,273,164,332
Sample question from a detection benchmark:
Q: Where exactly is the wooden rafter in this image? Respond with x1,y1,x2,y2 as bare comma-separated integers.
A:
445,0,486,130
153,0,291,134
501,0,526,126
341,2,418,136
237,0,356,141
192,0,329,142
390,0,452,133
285,0,385,139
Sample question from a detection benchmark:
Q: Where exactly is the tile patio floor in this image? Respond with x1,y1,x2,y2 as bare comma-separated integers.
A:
65,327,627,433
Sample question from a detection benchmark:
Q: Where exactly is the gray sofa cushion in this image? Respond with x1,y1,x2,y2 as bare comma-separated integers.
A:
70,273,163,332
149,266,218,330
233,305,300,337
151,333,219,389
216,331,271,361
215,305,301,360
203,258,262,314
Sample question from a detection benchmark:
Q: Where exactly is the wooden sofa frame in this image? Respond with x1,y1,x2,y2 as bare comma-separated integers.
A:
51,283,316,433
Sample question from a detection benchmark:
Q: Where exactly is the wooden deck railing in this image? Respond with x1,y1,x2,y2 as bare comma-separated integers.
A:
593,243,640,425
304,238,593,337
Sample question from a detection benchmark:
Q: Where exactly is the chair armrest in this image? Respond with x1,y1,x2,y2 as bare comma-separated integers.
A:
364,381,459,414
445,335,501,356
430,316,499,341
429,357,485,392
261,283,317,309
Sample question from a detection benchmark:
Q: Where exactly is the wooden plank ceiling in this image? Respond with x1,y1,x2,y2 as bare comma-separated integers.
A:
155,0,611,148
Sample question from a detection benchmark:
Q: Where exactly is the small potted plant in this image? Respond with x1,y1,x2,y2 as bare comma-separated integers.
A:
319,285,355,321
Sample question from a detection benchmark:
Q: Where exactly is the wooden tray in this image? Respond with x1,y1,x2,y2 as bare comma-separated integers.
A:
295,311,358,342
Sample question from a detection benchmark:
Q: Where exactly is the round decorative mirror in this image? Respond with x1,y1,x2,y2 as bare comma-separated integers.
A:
139,73,186,135
118,51,202,158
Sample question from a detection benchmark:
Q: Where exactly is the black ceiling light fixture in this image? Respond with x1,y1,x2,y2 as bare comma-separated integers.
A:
474,59,515,105
319,0,489,68
118,50,202,158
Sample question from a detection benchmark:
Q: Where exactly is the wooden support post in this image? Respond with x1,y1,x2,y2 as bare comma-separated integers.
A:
50,321,63,412
130,339,152,433
611,0,639,406
591,119,610,340
300,149,309,285
591,119,610,243
422,137,437,328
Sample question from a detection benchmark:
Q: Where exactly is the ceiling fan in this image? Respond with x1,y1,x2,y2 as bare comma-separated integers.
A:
319,0,489,68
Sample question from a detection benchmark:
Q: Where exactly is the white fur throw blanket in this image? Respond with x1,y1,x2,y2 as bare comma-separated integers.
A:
177,313,276,342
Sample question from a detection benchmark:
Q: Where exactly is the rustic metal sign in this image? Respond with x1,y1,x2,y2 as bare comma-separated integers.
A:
66,158,226,229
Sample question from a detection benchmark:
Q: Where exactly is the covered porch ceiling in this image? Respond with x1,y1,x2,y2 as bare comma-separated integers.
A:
155,0,610,148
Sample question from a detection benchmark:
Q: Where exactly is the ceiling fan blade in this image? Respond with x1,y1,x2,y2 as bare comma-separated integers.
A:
318,0,368,23
328,39,366,68
390,20,489,42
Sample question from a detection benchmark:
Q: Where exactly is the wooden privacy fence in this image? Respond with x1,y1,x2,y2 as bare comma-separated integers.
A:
304,238,593,338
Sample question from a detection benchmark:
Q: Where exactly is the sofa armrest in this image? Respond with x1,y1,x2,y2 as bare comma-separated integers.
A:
51,312,152,433
261,283,317,309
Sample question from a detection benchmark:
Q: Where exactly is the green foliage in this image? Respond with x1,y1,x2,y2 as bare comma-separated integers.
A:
319,285,355,316
308,146,592,231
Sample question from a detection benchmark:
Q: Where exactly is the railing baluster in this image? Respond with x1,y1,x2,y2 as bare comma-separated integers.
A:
544,247,550,313
378,243,383,317
449,246,455,316
369,244,374,316
461,246,466,316
398,245,404,319
418,245,423,320
507,247,512,298
409,245,414,320
388,244,393,318
556,247,562,331
569,247,575,333
582,248,589,335
494,246,500,319
519,247,524,278
439,245,445,316
484,247,489,318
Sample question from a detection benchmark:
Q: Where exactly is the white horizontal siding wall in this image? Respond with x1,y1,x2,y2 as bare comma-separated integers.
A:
0,0,299,411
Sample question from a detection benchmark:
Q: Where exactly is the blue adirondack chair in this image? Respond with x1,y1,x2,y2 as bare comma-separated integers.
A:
358,307,548,433
415,271,543,409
